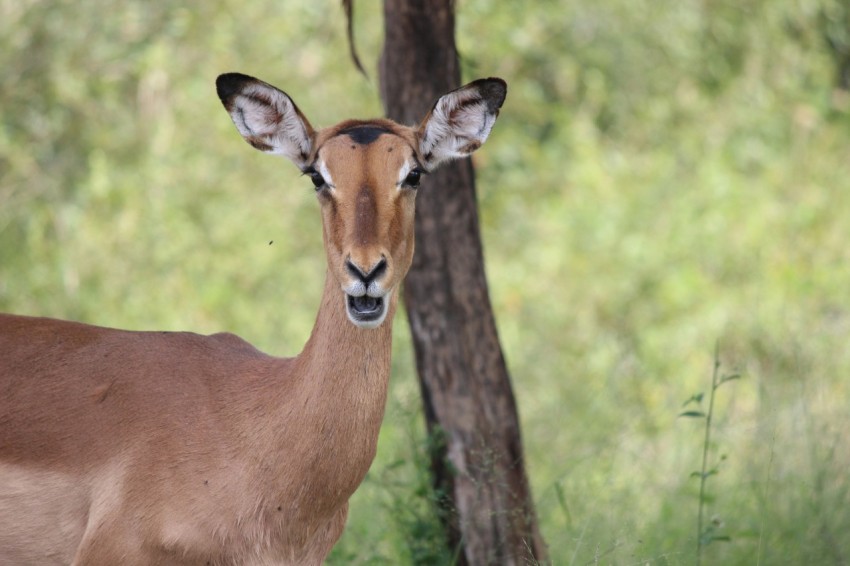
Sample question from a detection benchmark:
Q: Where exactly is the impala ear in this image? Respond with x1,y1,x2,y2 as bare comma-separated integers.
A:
216,73,315,169
416,78,507,170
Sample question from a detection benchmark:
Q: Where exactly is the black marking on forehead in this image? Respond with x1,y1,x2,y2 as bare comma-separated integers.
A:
339,124,391,145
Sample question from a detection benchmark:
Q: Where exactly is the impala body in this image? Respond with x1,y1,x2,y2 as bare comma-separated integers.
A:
0,73,506,565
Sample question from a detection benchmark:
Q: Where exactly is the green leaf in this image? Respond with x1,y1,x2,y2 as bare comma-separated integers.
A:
719,373,741,386
679,410,707,418
701,532,733,545
681,393,704,407
691,470,718,479
554,482,573,526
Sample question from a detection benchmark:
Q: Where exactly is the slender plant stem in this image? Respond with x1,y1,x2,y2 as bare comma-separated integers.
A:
697,344,721,566
756,427,777,566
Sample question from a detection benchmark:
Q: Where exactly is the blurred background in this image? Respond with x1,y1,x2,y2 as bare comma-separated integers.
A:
2,0,849,563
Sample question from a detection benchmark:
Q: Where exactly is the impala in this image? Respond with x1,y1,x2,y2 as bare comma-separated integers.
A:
0,73,506,564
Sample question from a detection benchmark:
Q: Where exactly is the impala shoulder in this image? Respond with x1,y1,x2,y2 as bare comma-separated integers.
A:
153,330,264,358
207,331,259,352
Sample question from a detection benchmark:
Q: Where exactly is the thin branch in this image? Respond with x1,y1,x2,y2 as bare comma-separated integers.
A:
342,0,369,79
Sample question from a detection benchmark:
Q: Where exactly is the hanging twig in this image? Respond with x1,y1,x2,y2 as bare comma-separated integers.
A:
342,0,369,79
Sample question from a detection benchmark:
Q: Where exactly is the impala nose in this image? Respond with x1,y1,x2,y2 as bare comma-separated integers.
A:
346,257,387,288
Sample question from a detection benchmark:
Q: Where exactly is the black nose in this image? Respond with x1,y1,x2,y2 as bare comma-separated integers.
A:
346,257,387,284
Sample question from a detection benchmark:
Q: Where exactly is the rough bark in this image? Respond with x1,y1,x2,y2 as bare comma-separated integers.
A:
379,1,547,564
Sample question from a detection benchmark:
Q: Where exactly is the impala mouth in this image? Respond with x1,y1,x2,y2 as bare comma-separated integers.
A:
346,293,388,328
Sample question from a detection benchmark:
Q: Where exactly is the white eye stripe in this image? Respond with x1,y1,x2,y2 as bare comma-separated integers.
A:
316,160,335,189
396,162,420,187
396,162,412,186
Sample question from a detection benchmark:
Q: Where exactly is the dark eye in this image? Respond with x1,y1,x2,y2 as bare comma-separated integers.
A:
403,168,423,188
304,167,326,190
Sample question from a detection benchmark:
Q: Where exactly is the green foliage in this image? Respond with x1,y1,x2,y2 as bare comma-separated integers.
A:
3,0,850,564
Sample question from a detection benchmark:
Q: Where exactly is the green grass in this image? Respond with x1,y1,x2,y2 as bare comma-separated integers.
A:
3,0,850,564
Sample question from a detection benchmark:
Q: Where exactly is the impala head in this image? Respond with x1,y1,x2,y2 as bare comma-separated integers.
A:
216,73,506,328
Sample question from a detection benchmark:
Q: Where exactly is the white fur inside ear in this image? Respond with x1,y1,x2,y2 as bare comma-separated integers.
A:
228,82,312,166
419,88,498,167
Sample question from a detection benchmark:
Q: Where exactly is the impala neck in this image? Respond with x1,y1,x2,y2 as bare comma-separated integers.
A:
293,270,396,434
258,270,396,518
301,269,395,369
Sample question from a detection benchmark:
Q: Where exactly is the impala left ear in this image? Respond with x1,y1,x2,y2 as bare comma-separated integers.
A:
416,78,507,170
216,72,315,170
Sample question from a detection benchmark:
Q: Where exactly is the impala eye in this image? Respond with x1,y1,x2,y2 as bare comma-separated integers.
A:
304,167,326,190
403,168,423,188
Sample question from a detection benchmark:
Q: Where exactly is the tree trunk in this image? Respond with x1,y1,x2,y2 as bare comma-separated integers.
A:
379,1,547,564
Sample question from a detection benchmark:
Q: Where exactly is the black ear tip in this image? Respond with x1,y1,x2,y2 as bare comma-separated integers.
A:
484,77,507,90
215,72,256,102
475,77,507,111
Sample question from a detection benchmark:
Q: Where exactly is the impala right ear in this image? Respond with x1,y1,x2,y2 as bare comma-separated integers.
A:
216,73,315,169
417,77,507,170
